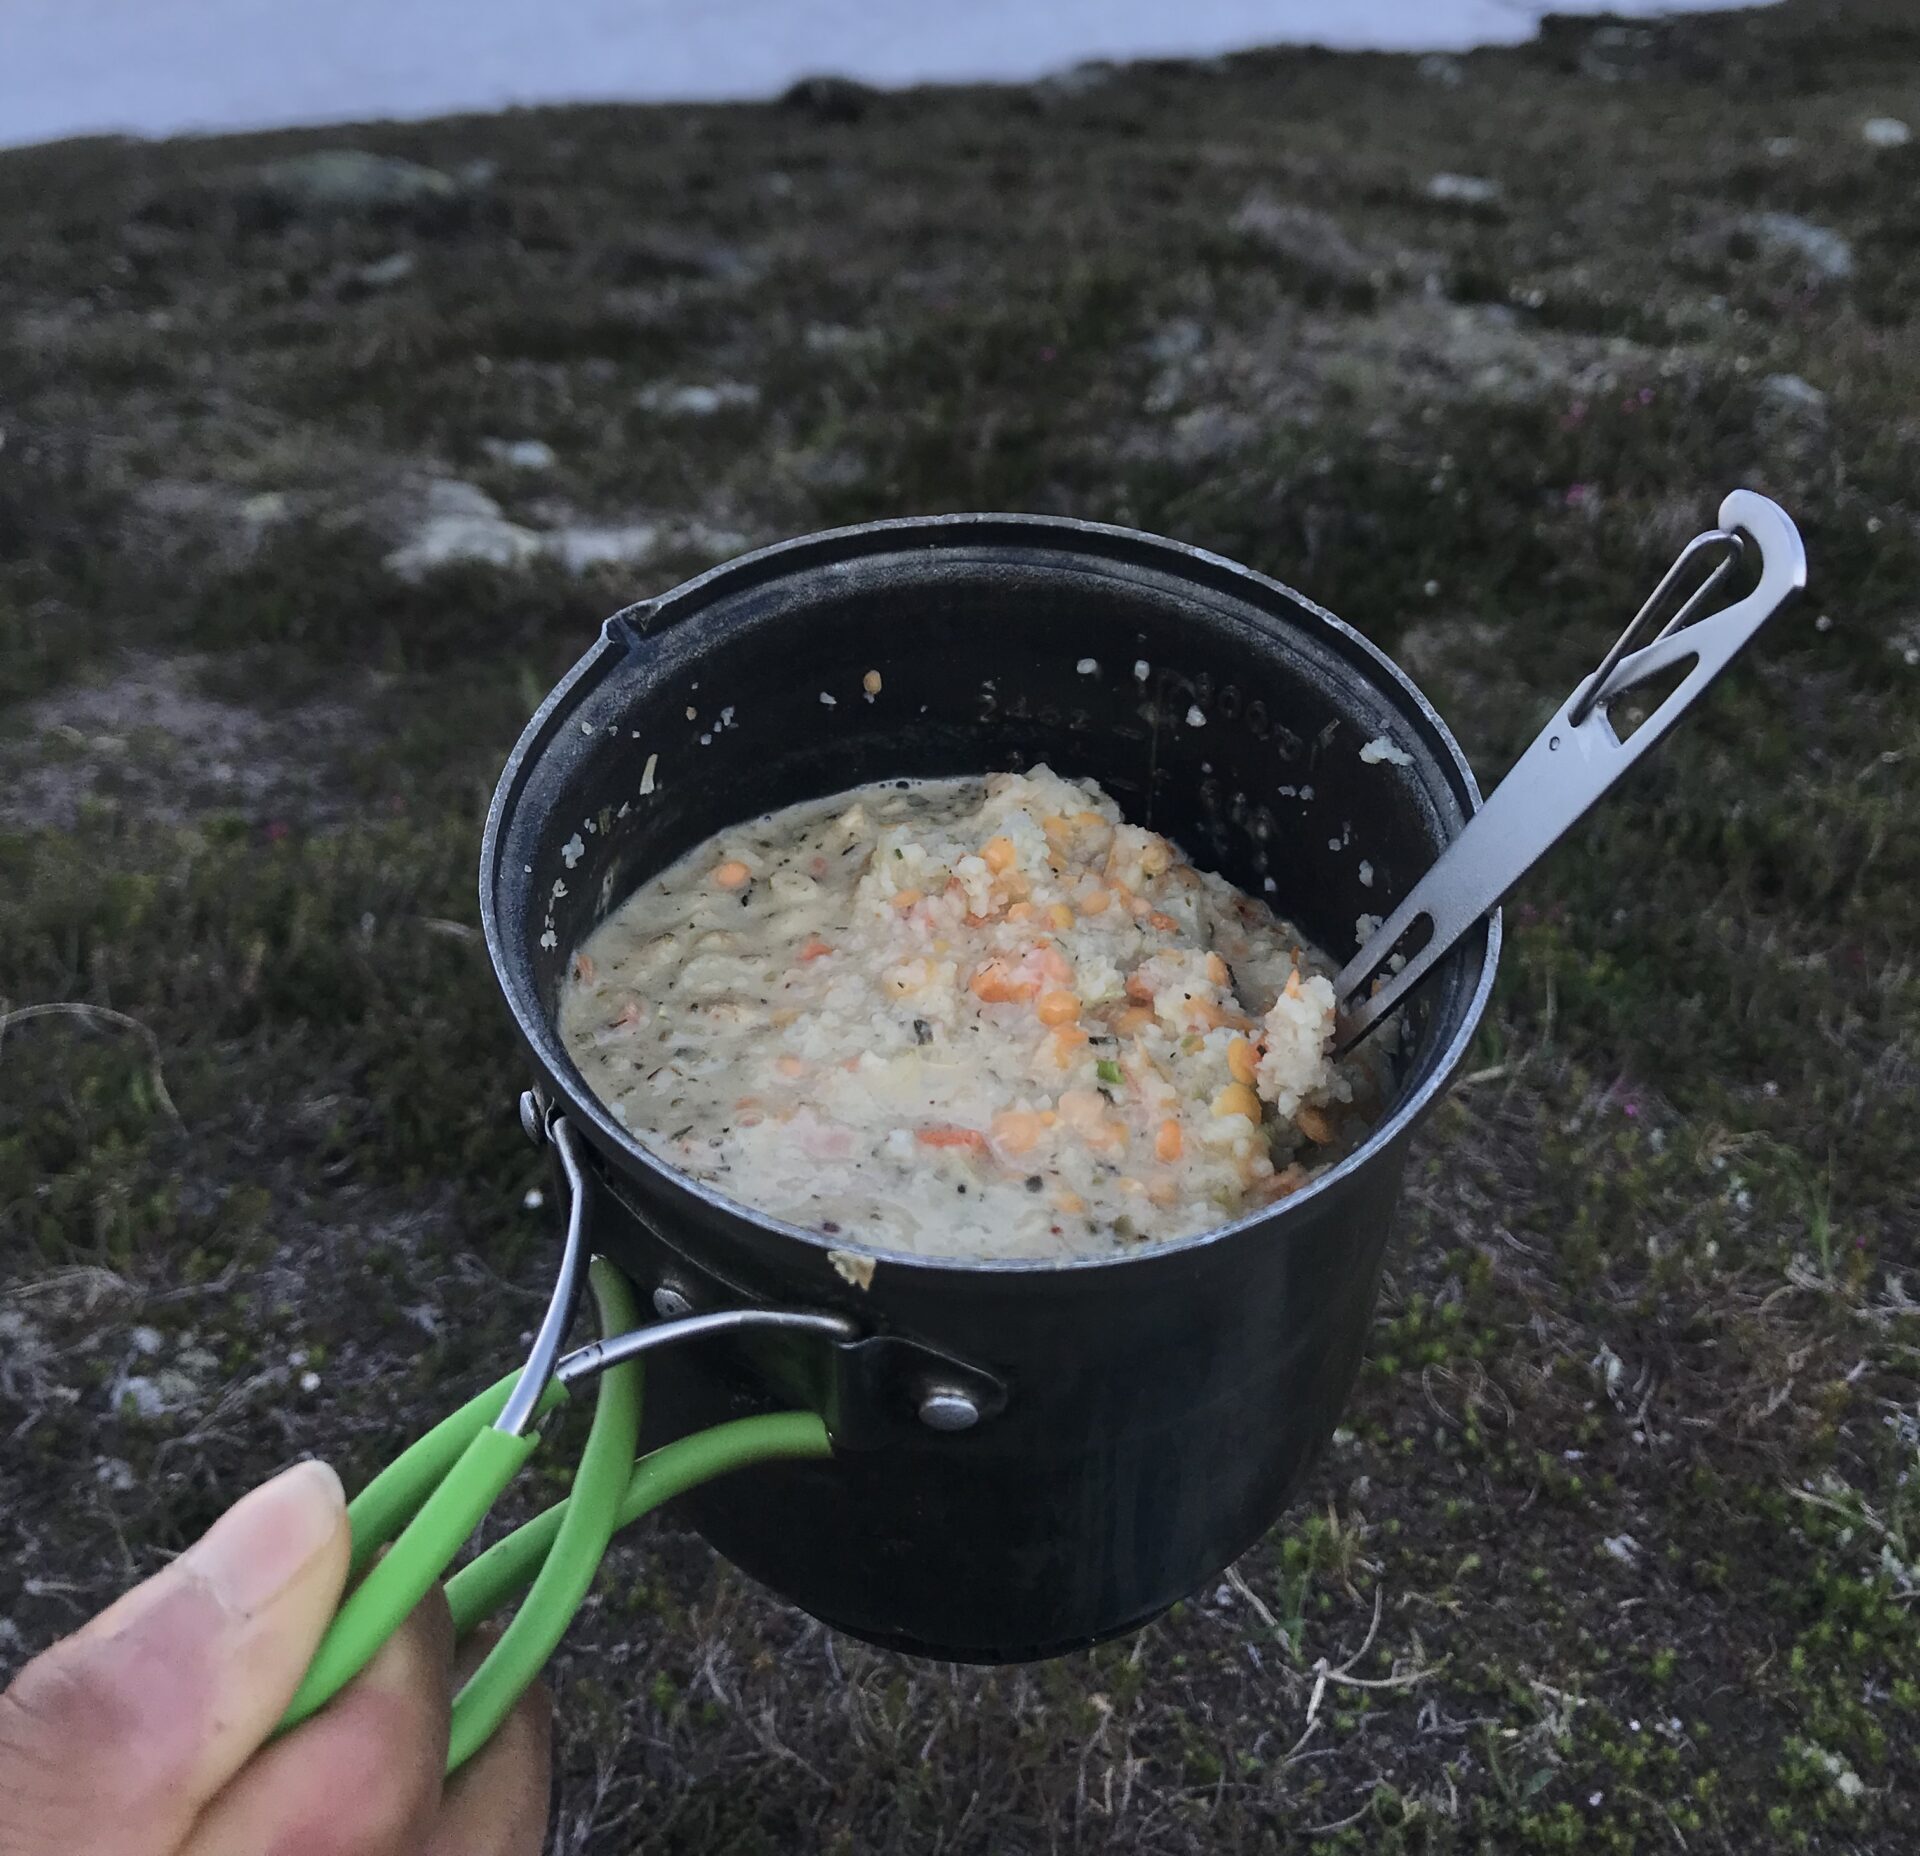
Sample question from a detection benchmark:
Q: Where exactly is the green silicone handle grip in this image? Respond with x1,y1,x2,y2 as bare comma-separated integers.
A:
444,1259,644,1769
343,1372,566,1584
279,1422,538,1733
444,1411,832,1635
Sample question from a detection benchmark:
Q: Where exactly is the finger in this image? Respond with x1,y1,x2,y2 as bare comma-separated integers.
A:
423,1675,552,1856
0,1459,349,1856
185,1585,454,1856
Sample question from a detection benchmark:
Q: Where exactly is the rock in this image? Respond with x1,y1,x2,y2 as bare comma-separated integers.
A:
481,437,558,471
252,149,460,213
1738,212,1854,281
545,523,661,573
1230,195,1380,297
1862,116,1911,149
352,251,417,290
1578,24,1656,83
1765,136,1798,158
1426,172,1502,208
634,381,761,416
1759,372,1828,419
385,479,542,578
1036,60,1116,101
779,76,879,124
1417,54,1464,88
384,479,663,580
1145,318,1206,364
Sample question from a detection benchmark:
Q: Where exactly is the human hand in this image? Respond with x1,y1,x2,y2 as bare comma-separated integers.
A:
0,1460,550,1855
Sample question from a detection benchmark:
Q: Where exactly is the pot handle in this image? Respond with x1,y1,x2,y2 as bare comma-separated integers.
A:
523,1095,1008,1441
1335,489,1807,1047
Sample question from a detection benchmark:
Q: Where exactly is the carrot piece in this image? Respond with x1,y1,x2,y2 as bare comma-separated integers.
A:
776,1055,808,1078
573,952,596,983
1047,1024,1090,1066
798,938,832,961
991,1109,1045,1155
892,888,924,910
1125,970,1155,1003
1147,911,1179,933
916,1125,988,1150
713,860,751,890
971,959,1038,1003
1007,901,1037,922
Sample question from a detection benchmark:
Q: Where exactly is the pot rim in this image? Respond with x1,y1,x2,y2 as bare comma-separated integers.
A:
482,511,1503,1278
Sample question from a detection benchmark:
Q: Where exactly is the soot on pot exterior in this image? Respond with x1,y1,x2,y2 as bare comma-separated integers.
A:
481,514,1500,1661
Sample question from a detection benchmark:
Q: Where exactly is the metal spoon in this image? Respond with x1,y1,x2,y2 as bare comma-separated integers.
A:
1334,488,1808,1049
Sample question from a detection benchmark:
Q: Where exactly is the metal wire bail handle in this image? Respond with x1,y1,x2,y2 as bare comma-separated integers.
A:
1336,488,1808,1048
276,1106,854,1773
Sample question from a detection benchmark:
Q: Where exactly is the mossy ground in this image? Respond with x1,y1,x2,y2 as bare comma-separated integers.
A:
4,4,1918,1849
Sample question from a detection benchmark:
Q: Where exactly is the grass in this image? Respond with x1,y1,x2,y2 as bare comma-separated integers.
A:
3,2,1919,1849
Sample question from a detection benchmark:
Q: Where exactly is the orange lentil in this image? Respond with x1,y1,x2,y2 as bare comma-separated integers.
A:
991,1109,1045,1155
1295,1105,1335,1144
712,860,751,890
1226,1038,1258,1086
775,1055,808,1078
1037,989,1081,1026
891,887,924,910
1048,902,1076,932
1155,1118,1184,1162
1078,887,1111,915
1115,1005,1157,1036
981,836,1017,873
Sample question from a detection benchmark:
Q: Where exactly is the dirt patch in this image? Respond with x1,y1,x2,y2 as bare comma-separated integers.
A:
0,652,367,830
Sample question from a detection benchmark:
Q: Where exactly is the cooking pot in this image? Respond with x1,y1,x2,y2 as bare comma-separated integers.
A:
479,513,1499,1660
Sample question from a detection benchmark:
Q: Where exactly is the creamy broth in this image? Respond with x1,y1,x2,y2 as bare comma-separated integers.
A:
558,766,1390,1261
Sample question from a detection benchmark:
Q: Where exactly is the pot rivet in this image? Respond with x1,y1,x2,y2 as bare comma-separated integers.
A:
519,1090,546,1147
918,1388,980,1433
652,1286,694,1320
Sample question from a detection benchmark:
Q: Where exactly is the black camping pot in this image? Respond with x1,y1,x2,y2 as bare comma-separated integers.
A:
480,514,1500,1661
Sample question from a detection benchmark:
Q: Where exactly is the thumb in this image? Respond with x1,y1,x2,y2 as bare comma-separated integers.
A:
0,1458,350,1856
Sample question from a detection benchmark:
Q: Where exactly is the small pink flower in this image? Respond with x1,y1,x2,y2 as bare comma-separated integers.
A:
1559,398,1589,430
1565,482,1594,508
1039,345,1058,362
1638,386,1655,405
265,819,290,842
1623,1100,1640,1119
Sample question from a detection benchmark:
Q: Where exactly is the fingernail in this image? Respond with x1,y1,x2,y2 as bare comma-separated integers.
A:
185,1459,346,1619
